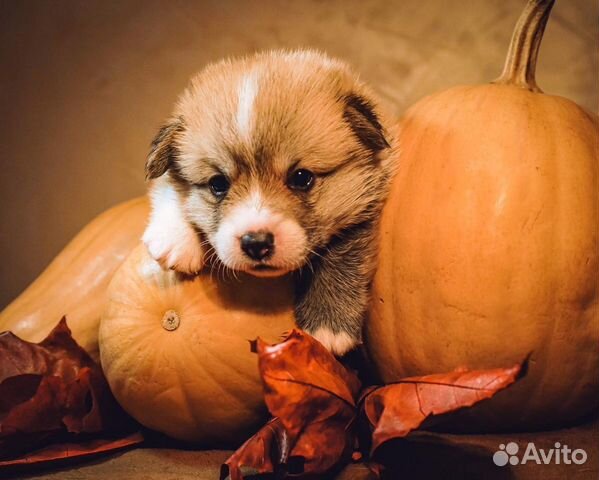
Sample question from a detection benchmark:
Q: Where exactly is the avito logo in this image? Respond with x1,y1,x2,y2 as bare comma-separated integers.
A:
493,442,587,467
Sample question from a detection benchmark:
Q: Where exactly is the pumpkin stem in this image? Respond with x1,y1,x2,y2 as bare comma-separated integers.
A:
493,0,555,92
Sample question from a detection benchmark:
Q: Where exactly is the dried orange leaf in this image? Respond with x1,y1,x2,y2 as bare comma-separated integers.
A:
361,364,522,455
0,431,144,468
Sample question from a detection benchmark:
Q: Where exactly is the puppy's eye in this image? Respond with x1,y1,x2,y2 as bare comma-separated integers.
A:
287,169,315,191
208,175,230,197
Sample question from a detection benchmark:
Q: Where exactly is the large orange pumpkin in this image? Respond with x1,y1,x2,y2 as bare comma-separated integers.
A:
367,0,598,431
0,197,148,361
99,245,295,444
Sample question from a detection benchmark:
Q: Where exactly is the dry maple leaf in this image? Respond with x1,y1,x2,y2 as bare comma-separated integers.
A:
0,317,135,460
222,330,361,480
360,364,523,457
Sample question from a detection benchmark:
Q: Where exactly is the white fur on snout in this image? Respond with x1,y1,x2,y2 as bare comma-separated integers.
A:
142,181,204,274
309,328,357,356
212,190,306,274
236,71,259,141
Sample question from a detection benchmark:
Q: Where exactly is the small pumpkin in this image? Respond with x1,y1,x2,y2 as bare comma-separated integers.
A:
99,244,295,444
0,197,149,361
367,0,598,431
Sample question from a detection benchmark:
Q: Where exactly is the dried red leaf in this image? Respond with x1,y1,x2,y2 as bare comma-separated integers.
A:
0,431,144,468
360,364,522,456
0,317,133,460
222,330,361,479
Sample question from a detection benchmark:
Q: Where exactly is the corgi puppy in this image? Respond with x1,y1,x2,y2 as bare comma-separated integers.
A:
142,50,397,355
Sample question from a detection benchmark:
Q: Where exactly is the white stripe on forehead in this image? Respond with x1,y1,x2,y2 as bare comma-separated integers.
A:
236,71,259,141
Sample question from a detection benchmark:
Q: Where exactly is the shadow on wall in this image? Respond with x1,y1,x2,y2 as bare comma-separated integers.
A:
0,0,597,308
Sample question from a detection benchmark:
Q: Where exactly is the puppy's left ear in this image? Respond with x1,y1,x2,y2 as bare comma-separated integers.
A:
145,118,185,180
343,93,390,153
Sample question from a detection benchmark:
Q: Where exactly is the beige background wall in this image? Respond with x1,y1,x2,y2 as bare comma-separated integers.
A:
0,0,597,308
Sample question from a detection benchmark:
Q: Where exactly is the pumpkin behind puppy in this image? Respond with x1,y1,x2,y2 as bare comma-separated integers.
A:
367,0,599,431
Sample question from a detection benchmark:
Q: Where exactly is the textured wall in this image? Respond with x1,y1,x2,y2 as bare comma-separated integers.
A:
0,0,597,308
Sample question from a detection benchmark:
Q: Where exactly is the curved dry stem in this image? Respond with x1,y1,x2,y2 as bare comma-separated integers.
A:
492,0,556,92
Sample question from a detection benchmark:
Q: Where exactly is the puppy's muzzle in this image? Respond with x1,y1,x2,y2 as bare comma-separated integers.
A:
240,231,275,261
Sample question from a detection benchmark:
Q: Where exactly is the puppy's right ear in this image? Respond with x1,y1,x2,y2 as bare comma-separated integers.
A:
342,93,389,154
145,118,185,180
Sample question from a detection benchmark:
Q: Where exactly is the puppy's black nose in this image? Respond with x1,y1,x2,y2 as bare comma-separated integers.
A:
241,231,275,261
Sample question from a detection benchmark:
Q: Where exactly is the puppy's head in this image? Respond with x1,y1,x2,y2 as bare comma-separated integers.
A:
146,50,394,277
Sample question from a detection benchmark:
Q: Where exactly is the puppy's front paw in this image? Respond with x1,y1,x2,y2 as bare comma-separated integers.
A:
308,327,358,356
143,221,205,274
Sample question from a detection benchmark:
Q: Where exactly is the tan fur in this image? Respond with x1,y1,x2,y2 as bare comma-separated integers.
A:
143,49,398,354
